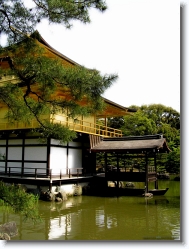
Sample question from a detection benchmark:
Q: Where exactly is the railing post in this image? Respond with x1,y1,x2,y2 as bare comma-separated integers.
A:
50,169,52,180
69,169,71,178
60,169,62,179
9,167,10,177
49,179,52,192
35,168,37,179
77,168,79,178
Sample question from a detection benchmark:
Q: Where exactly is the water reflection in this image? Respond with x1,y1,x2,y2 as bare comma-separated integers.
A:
0,181,180,241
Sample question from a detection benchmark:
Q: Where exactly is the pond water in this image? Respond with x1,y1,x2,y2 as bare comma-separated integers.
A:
0,180,180,241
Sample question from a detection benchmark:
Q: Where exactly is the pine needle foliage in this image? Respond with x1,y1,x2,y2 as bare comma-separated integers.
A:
0,0,107,43
0,0,118,144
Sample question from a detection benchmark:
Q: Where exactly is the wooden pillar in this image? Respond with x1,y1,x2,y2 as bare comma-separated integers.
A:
49,179,52,192
116,153,119,197
46,137,51,176
145,152,149,193
154,152,158,189
104,116,107,136
104,152,107,175
5,135,8,174
104,152,108,187
90,152,96,175
66,142,69,175
21,134,25,177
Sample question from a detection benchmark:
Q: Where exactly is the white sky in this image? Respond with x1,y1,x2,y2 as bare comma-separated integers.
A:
35,0,180,112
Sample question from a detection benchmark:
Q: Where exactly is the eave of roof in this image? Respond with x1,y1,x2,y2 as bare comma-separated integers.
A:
90,134,171,153
102,98,136,113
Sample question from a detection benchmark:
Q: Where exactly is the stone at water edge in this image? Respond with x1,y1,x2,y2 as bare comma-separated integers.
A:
0,233,10,240
0,222,18,239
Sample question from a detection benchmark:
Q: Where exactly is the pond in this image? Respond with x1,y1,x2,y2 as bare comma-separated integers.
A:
0,180,180,241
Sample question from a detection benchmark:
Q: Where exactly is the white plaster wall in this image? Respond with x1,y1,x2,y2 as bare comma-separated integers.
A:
51,138,66,146
24,147,47,161
68,141,81,147
68,148,82,173
25,138,44,145
0,140,6,145
8,139,22,145
50,147,67,174
8,147,22,160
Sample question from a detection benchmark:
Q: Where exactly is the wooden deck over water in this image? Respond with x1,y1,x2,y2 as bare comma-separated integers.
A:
0,171,157,187
0,174,94,188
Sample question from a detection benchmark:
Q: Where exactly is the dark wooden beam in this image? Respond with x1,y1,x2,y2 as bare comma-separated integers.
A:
145,152,149,193
116,153,119,197
154,152,158,189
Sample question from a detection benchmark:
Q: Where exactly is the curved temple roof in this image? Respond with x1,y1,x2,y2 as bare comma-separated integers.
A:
90,134,171,153
0,31,136,117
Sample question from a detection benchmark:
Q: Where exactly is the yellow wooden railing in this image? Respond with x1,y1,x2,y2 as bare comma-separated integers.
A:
0,116,122,137
0,118,40,130
51,117,122,137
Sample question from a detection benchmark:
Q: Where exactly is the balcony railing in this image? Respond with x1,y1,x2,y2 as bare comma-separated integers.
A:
0,116,122,137
0,166,90,180
51,117,122,137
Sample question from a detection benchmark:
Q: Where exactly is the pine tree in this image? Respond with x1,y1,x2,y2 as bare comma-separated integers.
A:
0,0,107,43
0,0,117,143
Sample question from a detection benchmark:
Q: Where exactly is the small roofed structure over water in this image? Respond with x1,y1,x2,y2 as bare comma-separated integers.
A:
90,134,171,195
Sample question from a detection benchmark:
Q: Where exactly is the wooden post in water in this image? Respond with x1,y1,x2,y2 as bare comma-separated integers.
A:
154,152,158,189
49,179,52,192
116,153,119,197
145,152,149,193
104,152,108,188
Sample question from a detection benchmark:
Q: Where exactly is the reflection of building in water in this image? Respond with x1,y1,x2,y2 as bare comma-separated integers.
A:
96,209,118,229
0,195,179,240
48,215,71,240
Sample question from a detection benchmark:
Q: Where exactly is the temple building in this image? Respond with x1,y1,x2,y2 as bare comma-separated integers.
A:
0,32,170,196
0,32,135,192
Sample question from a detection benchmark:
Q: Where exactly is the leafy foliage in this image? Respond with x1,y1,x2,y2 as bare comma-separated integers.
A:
165,147,180,174
107,116,125,129
140,104,180,130
121,110,157,136
107,104,180,174
0,181,41,222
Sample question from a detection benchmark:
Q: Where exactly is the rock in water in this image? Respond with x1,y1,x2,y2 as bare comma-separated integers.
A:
0,222,18,239
142,192,153,198
0,233,10,240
